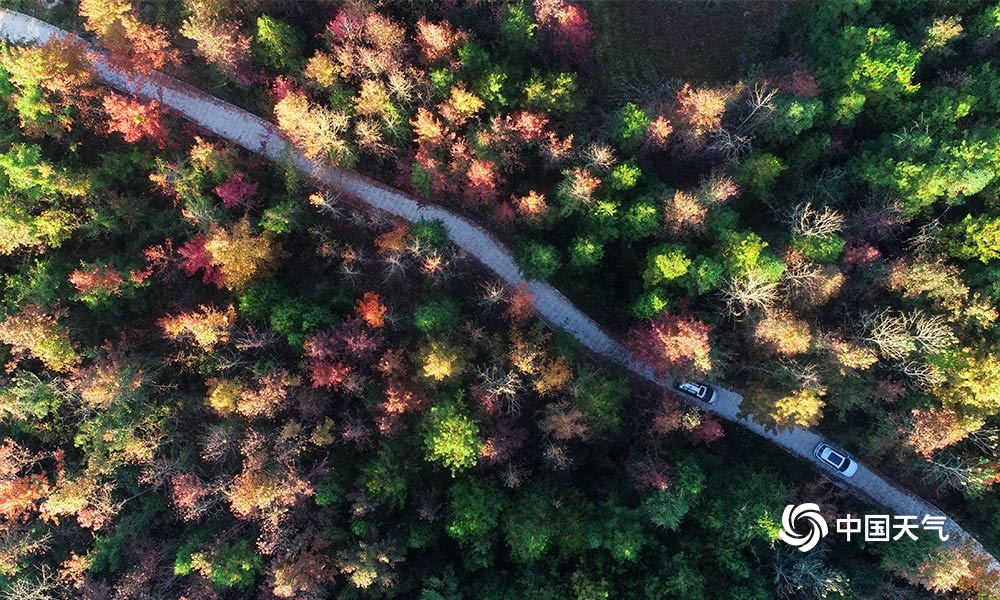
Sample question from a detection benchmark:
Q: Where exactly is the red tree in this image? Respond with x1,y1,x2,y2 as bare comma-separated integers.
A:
69,264,124,296
177,234,224,287
534,0,595,67
102,93,168,147
355,291,387,328
214,172,258,208
628,311,713,378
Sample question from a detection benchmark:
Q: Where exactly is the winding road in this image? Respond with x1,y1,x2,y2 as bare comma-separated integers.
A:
2,8,997,585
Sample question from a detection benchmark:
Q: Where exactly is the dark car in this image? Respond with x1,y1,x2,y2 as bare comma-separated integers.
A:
675,381,717,404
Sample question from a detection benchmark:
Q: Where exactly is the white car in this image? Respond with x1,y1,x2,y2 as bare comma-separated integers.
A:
814,443,858,477
675,381,716,404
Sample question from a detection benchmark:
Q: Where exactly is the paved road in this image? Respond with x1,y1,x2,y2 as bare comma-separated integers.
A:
2,8,997,583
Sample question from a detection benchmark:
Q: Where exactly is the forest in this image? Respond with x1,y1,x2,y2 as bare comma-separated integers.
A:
2,0,1000,597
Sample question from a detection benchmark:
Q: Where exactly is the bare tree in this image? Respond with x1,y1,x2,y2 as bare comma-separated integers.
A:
736,83,779,132
781,201,845,239
705,127,753,162
477,365,523,416
721,272,781,318
907,311,957,354
583,143,617,172
773,547,850,600
782,259,824,301
1,566,64,600
894,360,945,390
846,195,909,242
905,215,945,256
857,309,914,359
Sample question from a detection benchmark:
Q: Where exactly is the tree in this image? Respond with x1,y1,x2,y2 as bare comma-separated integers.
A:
214,172,257,209
414,298,460,334
419,338,468,382
203,218,281,291
423,400,483,476
771,388,826,429
819,25,920,119
502,491,554,562
180,0,252,83
664,190,708,236
337,538,403,592
611,103,651,151
79,0,180,74
446,480,502,543
254,15,302,72
641,456,704,530
907,407,981,458
628,311,712,378
0,304,78,372
274,89,353,165
643,244,691,286
415,17,467,66
175,538,263,589
753,311,812,356
516,241,560,279
159,304,237,351
356,291,387,328
674,84,730,148
178,234,224,287
102,93,168,148
0,35,95,137
0,143,88,254
533,0,595,67
950,214,1000,263
935,350,1000,412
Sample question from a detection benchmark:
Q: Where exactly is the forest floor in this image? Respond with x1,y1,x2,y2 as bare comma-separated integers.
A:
585,0,794,86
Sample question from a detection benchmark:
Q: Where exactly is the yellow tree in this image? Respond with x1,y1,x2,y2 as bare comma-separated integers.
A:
771,388,826,429
936,350,1000,413
274,89,353,164
0,305,79,372
204,218,281,291
159,304,237,351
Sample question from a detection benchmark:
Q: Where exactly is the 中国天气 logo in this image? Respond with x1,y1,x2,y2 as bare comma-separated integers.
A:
779,503,829,552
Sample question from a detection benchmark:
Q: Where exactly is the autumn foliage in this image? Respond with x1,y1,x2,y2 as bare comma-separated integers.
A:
102,93,168,147
628,310,713,378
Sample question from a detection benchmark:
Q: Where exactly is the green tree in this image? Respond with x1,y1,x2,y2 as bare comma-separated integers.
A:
765,96,824,143
819,25,921,122
415,298,461,334
643,244,691,286
621,197,660,240
522,72,578,115
612,102,651,151
609,161,641,190
254,15,302,72
424,400,483,476
502,491,554,562
517,240,561,279
735,152,786,201
569,235,604,268
949,213,1000,263
446,479,503,543
577,376,626,435
641,455,705,530
792,234,846,263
